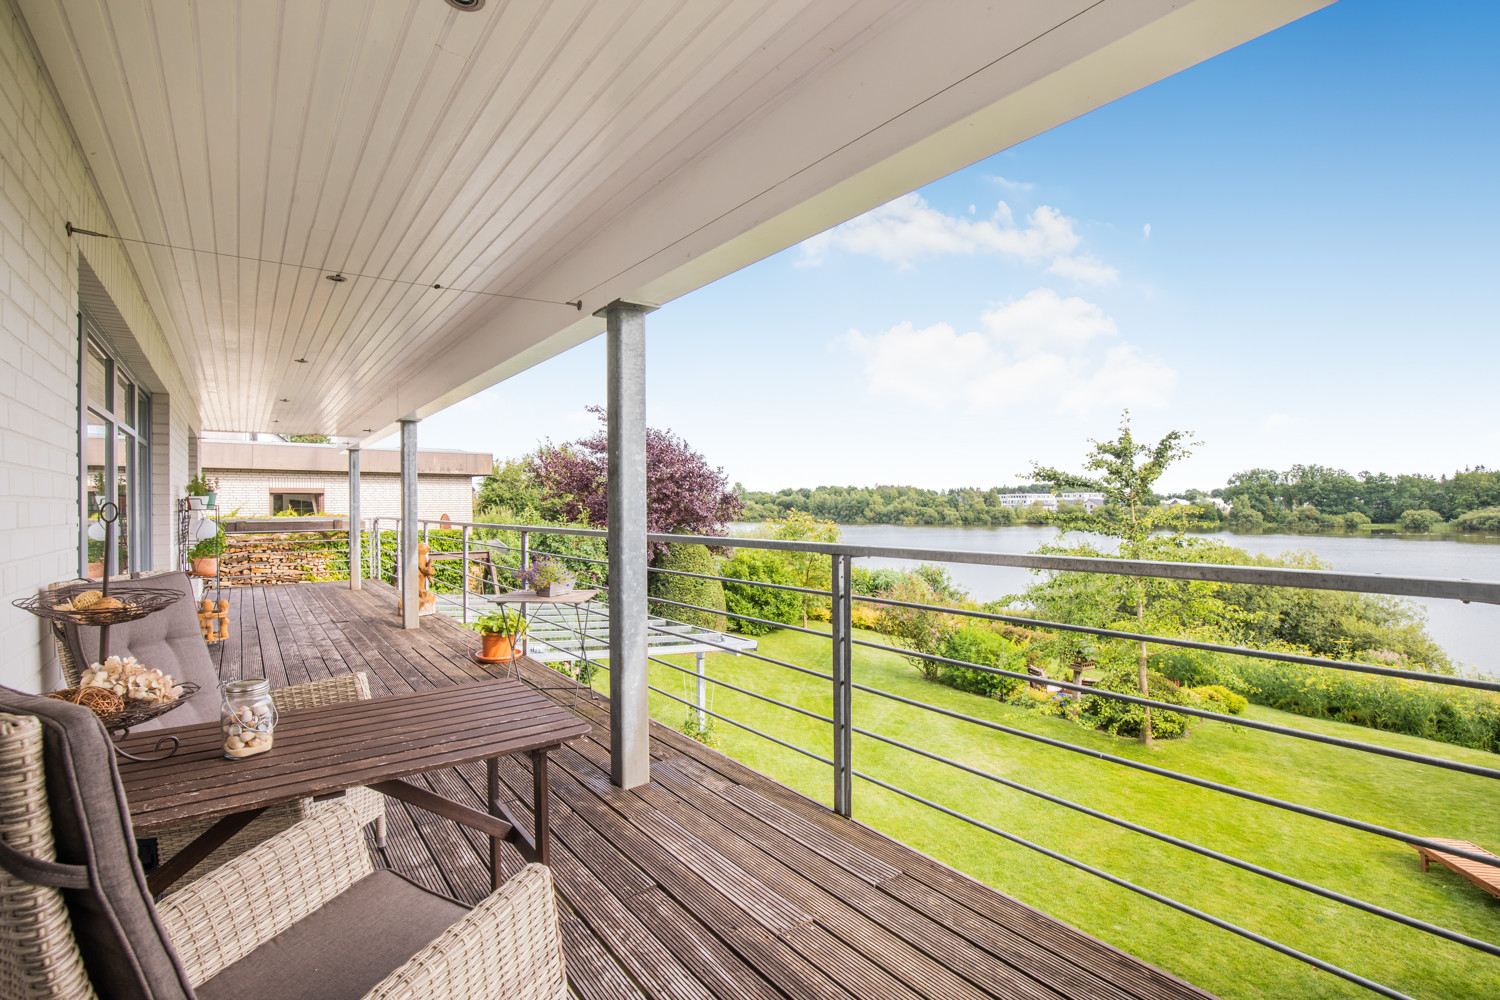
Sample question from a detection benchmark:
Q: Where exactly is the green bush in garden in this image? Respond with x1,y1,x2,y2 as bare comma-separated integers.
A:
719,549,802,635
647,543,727,631
1081,670,1199,739
939,626,1026,698
1188,684,1248,715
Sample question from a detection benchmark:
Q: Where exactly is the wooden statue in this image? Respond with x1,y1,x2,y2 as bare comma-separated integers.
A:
197,598,229,644
417,541,437,616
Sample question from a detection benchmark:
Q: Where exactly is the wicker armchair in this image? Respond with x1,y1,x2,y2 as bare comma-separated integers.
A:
45,572,386,887
0,702,568,1000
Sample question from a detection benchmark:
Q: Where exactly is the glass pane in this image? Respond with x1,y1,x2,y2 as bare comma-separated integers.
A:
85,413,107,577
86,344,108,411
116,372,133,422
116,433,132,575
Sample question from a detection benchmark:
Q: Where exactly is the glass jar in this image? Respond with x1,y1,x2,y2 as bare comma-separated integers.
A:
221,679,277,759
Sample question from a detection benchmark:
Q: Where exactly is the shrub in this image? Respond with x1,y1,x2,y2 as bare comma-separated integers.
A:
1189,685,1247,715
1341,511,1372,529
1398,508,1444,532
648,543,727,631
852,567,904,595
1081,670,1199,740
1455,506,1500,533
874,576,958,679
1225,506,1265,531
1148,649,1246,690
1231,657,1500,752
719,549,801,635
939,626,1025,699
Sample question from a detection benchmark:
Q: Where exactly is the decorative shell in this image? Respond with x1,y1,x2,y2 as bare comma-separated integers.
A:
80,655,184,706
71,589,104,610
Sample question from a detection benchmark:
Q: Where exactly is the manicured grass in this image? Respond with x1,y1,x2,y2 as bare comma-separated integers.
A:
589,625,1500,1000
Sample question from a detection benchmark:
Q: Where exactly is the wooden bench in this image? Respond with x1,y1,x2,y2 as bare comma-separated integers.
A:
1413,838,1500,899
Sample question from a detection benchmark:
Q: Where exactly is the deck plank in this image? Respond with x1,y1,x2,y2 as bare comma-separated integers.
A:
208,582,1217,1000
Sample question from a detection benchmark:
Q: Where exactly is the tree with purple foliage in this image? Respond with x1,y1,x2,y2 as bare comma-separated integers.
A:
530,407,743,560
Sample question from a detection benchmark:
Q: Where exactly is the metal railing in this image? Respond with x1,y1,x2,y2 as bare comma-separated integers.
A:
363,516,1500,1000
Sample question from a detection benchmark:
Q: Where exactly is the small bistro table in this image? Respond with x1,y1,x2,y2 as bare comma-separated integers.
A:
116,678,590,896
488,588,603,705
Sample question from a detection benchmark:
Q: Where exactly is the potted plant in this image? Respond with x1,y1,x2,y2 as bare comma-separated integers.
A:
468,608,529,662
86,537,105,579
188,526,227,577
526,556,575,597
185,474,219,510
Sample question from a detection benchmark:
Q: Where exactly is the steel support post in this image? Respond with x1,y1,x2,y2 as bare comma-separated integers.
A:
602,299,654,789
695,652,708,730
348,447,362,591
400,419,420,629
831,554,854,816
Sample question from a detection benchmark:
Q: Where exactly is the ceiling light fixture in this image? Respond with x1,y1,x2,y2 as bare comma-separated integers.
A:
326,273,346,283
294,357,308,364
444,0,485,10
279,398,290,403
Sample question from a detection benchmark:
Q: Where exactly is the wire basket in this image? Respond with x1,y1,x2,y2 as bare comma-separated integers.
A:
12,585,184,626
47,682,202,735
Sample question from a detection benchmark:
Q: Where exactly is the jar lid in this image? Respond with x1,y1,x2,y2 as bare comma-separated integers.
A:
222,678,271,696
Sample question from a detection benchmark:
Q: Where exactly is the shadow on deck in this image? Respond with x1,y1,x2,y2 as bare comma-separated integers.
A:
213,580,1216,1000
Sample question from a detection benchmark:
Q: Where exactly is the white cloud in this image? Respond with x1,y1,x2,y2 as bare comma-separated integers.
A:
1143,223,1152,239
1045,253,1119,286
799,193,1081,268
1263,412,1303,430
839,288,1174,415
988,175,1036,193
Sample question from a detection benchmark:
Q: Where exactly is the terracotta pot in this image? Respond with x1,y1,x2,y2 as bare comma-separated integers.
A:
191,556,218,577
478,632,517,662
86,561,104,579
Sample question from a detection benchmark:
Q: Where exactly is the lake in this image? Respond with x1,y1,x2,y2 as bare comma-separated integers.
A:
731,522,1500,676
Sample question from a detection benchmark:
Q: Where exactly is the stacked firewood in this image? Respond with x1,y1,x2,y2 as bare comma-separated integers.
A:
218,534,341,587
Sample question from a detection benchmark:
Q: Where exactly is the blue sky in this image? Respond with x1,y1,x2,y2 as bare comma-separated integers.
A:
402,0,1499,494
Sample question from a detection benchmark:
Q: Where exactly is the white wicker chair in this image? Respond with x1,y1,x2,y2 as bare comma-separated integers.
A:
0,707,567,1000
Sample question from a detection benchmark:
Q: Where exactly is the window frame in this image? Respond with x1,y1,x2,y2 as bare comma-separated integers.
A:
78,311,152,578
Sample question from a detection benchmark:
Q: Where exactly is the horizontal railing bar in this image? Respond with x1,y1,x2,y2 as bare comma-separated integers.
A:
417,519,1500,604
659,532,1500,606
647,653,835,724
850,634,1500,779
649,563,831,598
856,592,1500,693
853,725,1500,958
640,621,832,680
646,595,831,639
853,770,1417,1000
852,681,1500,869
647,685,834,766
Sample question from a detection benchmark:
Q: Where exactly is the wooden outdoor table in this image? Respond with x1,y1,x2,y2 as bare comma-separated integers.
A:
116,678,590,896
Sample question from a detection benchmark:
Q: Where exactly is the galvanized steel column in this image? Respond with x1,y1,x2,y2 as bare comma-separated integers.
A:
348,446,362,591
602,299,654,789
400,419,420,629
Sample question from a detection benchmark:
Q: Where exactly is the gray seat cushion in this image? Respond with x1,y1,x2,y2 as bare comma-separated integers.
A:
0,685,196,1000
63,572,221,729
194,870,468,1000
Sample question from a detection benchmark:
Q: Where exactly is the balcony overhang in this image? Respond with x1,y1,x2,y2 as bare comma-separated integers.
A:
18,0,1328,445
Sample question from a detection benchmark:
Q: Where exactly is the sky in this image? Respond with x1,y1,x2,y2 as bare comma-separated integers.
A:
392,0,1500,495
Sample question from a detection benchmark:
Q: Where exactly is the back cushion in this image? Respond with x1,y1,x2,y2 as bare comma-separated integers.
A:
0,688,196,1000
63,573,220,730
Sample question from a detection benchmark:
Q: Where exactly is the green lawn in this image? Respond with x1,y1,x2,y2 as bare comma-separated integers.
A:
585,624,1500,1000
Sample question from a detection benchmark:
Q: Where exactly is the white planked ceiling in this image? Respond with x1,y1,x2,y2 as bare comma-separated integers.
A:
18,0,1328,442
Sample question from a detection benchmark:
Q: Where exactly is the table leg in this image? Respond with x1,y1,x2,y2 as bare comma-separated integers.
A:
147,807,267,898
532,747,551,867
487,756,503,891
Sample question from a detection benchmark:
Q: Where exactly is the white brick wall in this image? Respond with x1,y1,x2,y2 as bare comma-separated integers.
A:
209,470,474,523
0,5,198,692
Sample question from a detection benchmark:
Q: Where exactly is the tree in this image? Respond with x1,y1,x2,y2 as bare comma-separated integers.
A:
529,408,743,560
476,457,546,519
752,511,841,627
1029,412,1200,745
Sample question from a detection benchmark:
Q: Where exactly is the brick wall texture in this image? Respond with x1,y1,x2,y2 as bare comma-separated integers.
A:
209,470,475,523
0,5,199,692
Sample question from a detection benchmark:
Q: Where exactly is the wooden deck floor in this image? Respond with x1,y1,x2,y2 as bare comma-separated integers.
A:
213,581,1216,1000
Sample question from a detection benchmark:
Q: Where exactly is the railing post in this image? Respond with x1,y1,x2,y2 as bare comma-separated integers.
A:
461,525,471,624
348,446,362,590
371,519,379,584
695,651,708,731
831,553,853,817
